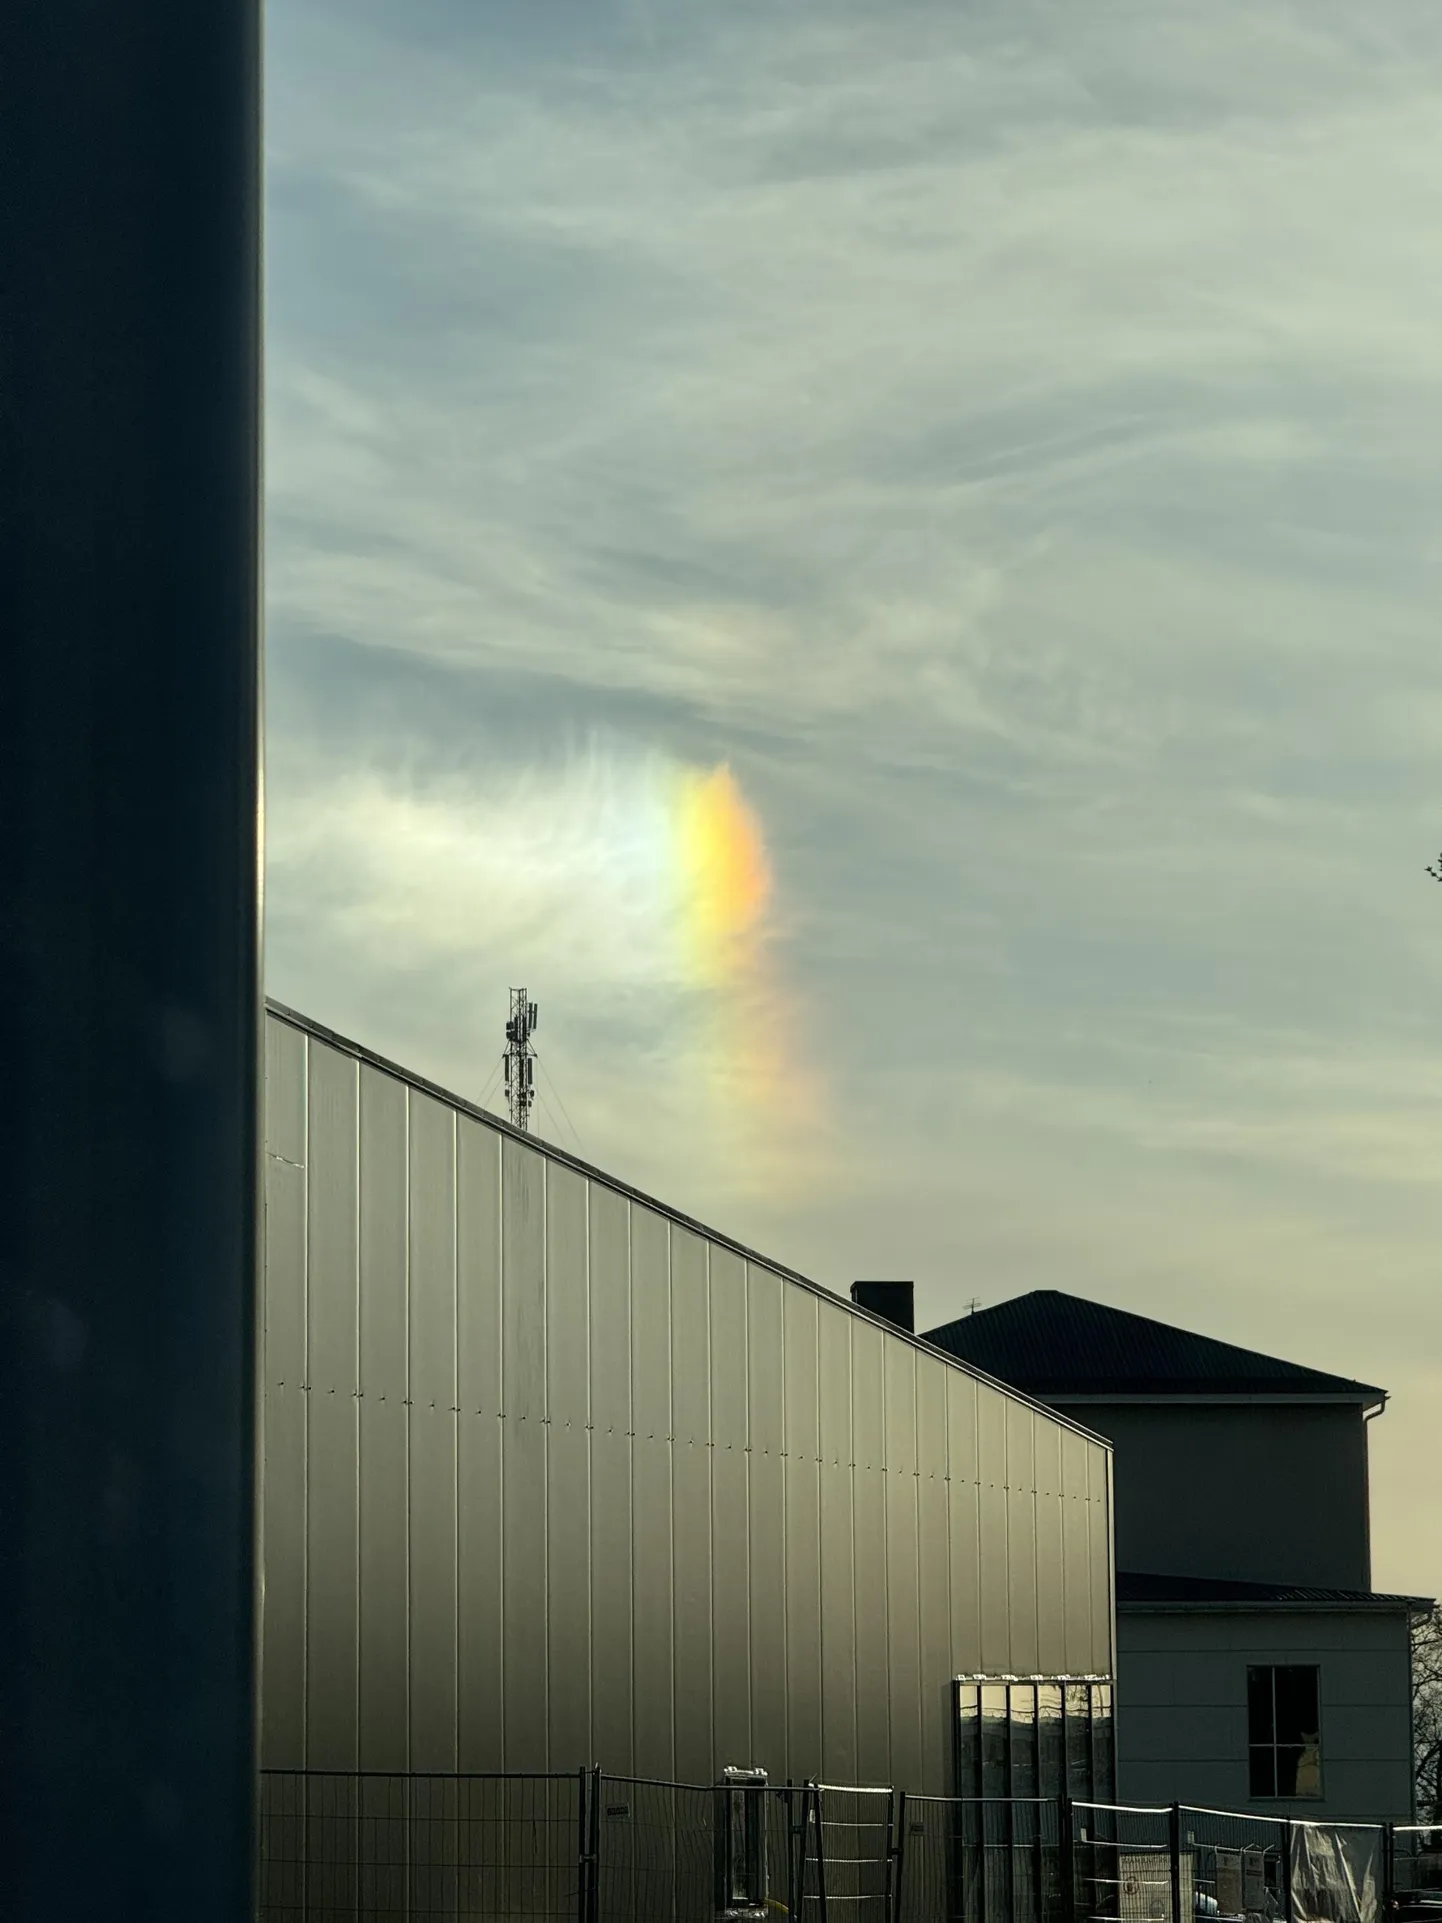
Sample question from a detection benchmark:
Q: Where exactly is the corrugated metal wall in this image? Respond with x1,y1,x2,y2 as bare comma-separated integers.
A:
260,1008,1114,1793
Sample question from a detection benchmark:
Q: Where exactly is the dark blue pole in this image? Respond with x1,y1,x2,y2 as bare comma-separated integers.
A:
0,1,262,1917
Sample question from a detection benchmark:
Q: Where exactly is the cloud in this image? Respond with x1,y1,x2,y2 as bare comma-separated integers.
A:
266,736,829,1199
264,0,1442,1596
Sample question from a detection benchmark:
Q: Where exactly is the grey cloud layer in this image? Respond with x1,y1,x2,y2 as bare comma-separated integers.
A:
265,0,1442,1594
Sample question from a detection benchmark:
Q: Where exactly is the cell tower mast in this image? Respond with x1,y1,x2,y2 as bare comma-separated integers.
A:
503,988,538,1132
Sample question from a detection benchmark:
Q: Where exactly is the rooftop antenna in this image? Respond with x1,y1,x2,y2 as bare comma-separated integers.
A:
503,988,538,1133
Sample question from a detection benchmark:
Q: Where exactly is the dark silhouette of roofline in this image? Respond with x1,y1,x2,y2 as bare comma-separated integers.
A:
924,1288,1384,1405
1117,1570,1431,1613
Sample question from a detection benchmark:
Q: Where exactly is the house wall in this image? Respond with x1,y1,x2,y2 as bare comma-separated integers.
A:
1049,1401,1371,1589
1117,1607,1414,1822
259,1008,1115,1793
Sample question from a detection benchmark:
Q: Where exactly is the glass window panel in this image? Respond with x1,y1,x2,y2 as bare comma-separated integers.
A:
953,1674,1116,1802
1275,1746,1305,1798
1037,1684,1064,1801
1064,1683,1092,1801
956,1683,982,1798
1295,1739,1322,1799
1247,1666,1321,1799
981,1684,1009,1799
1011,1684,1037,1797
1274,1668,1319,1748
1092,1683,1115,1804
1247,1667,1275,1747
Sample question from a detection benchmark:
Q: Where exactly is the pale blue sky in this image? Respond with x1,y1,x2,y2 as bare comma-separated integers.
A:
265,0,1442,1595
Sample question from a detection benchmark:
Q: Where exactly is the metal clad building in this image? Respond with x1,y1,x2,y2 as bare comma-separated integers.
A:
260,1004,1115,1793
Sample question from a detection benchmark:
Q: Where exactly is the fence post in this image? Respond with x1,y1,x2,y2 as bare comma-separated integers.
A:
577,1767,590,1923
811,1786,829,1923
1060,1797,1077,1923
1281,1819,1294,1923
1383,1822,1395,1918
785,1782,804,1923
1169,1803,1184,1923
591,1766,604,1923
891,1790,907,1923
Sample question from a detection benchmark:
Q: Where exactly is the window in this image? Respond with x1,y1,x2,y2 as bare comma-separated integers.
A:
1248,1665,1322,1799
954,1677,1115,1802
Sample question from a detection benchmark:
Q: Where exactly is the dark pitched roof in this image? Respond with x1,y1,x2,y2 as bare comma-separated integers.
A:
922,1290,1384,1402
1117,1570,1431,1611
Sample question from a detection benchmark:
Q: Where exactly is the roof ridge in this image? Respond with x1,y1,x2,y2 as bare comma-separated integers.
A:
923,1289,1384,1400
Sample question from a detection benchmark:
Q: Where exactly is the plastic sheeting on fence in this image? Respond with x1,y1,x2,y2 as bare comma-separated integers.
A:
1289,1825,1381,1923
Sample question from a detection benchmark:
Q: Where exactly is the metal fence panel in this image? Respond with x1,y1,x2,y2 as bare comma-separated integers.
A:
1072,1800,1181,1923
1176,1805,1288,1923
259,1771,585,1923
811,1786,894,1923
594,1778,713,1923
1393,1825,1442,1918
260,1774,1412,1923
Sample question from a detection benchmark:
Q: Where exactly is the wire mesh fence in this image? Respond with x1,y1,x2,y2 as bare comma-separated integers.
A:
1175,1805,1287,1923
258,1773,1418,1923
1073,1800,1182,1923
807,1785,895,1923
1393,1825,1442,1918
591,1777,713,1923
258,1772,585,1923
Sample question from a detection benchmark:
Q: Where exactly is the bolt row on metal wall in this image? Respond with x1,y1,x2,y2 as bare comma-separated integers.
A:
260,1009,1115,1795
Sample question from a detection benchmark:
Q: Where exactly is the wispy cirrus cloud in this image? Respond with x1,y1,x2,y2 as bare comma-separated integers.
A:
265,0,1442,1593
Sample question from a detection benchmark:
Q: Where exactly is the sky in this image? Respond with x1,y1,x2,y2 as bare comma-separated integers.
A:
264,0,1442,1600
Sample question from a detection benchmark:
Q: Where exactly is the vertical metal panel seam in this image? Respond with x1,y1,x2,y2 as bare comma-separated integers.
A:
809,1297,822,1777
538,1146,546,1761
912,1352,922,1711
583,1169,593,1766
541,1150,551,1766
1115,1438,1122,1676
778,1263,789,1779
450,1105,460,1769
300,1034,311,1768
1062,1439,1074,1678
585,1173,593,1771
625,1191,634,1771
878,1320,889,1770
942,1363,954,1689
849,1314,859,1773
1026,1409,1039,1676
352,1055,361,1769
496,1124,506,1770
966,1373,980,1683
402,1084,412,1773
666,1214,676,1777
625,1194,635,1772
706,1238,716,1773
742,1247,753,1765
255,1031,269,1763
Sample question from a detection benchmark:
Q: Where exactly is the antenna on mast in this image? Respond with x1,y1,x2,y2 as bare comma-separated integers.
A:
503,988,538,1132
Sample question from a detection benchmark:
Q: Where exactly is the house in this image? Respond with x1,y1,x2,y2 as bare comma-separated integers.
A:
259,1008,1117,1796
921,1289,1428,1822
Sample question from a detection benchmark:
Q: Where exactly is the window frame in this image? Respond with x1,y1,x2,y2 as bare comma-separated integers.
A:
1247,1663,1324,1802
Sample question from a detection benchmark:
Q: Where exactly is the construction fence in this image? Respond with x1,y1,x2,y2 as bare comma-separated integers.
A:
258,1771,1442,1923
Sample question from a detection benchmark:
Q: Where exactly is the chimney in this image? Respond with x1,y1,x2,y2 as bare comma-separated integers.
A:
850,1280,914,1336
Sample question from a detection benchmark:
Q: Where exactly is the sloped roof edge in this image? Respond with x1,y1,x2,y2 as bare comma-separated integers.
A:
1117,1570,1431,1612
265,1001,1110,1448
924,1289,1383,1404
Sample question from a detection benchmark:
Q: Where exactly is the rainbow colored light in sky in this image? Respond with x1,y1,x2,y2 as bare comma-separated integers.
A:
675,764,772,985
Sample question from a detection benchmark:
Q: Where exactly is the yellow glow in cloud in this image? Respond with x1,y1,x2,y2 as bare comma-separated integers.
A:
676,763,772,980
